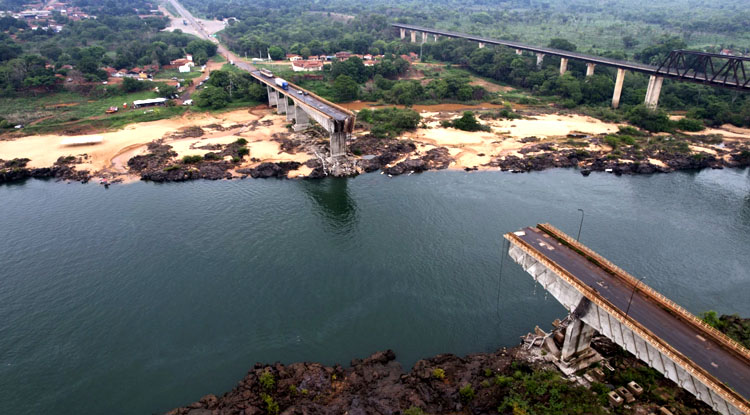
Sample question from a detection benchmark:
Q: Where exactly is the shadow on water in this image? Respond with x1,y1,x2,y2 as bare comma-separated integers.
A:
299,177,357,234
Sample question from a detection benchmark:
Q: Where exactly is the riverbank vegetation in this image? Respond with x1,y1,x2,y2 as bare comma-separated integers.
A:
175,0,749,130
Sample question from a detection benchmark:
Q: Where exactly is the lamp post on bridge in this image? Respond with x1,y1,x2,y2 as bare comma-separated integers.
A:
625,277,646,318
576,208,584,241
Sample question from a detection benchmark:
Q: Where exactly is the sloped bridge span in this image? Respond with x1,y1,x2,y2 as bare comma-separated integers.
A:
504,224,750,415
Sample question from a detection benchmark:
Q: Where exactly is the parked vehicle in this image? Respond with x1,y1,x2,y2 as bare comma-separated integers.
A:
274,78,289,90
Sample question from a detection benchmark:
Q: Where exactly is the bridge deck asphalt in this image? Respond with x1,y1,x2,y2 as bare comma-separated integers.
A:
515,226,750,402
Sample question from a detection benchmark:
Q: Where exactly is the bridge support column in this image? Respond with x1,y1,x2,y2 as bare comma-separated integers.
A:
478,42,485,49
277,94,287,114
433,34,439,42
612,68,626,109
559,58,568,75
293,104,310,131
286,100,295,121
560,317,596,362
421,31,427,43
330,131,347,157
586,63,596,77
644,75,663,109
267,86,278,107
400,28,406,39
536,53,545,69
515,49,523,55
410,30,416,43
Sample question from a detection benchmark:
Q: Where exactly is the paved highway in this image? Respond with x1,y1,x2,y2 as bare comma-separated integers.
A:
168,0,351,122
515,226,750,402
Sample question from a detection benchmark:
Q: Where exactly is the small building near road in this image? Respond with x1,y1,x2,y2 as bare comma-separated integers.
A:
292,60,323,72
132,98,167,108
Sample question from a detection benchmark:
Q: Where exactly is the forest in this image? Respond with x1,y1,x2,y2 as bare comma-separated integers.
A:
1,0,749,128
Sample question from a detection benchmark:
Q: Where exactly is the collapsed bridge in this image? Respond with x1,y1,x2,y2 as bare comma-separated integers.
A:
505,224,750,415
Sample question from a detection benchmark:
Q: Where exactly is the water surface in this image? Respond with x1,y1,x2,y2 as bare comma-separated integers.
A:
1,169,749,414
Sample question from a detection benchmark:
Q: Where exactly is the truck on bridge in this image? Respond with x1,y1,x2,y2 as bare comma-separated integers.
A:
274,77,289,90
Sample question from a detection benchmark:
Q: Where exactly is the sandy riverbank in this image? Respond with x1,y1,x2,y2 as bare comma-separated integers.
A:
2,104,749,182
0,107,310,181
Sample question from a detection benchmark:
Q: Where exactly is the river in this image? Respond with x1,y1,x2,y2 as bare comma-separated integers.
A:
1,168,749,414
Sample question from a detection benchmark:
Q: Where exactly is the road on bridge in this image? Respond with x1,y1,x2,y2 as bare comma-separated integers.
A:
167,0,350,122
515,226,750,403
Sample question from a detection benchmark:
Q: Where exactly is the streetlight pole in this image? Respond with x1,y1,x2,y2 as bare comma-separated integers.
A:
625,277,646,318
576,208,584,241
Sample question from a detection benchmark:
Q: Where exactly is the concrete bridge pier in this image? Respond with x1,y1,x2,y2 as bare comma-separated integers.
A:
267,86,278,107
536,53,545,69
330,131,347,157
277,94,288,114
293,104,310,131
560,317,596,361
421,31,427,43
559,58,568,75
410,30,417,43
586,63,596,77
433,34,439,42
400,28,406,39
478,42,485,49
515,49,523,55
644,75,664,109
286,100,295,121
612,68,626,109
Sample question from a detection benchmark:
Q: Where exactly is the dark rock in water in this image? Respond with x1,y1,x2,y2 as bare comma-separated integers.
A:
247,162,302,179
382,158,426,176
421,147,453,170
580,168,591,176
0,157,90,183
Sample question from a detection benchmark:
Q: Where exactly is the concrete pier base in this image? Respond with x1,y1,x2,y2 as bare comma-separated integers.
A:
536,53,545,68
400,28,406,39
644,75,664,109
267,87,278,107
559,58,568,75
586,63,596,77
330,131,347,157
478,42,485,49
433,34,439,42
516,49,523,55
421,31,427,43
410,30,416,43
286,101,295,121
293,105,310,131
277,94,287,114
612,68,626,109
561,317,596,361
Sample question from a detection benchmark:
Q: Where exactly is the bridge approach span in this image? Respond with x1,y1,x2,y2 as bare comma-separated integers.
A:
169,0,355,157
504,224,750,415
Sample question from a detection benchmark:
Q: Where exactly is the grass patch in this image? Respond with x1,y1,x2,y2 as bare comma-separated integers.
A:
154,68,203,80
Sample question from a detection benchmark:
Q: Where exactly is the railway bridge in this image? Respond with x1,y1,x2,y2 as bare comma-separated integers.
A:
505,224,750,415
394,24,750,110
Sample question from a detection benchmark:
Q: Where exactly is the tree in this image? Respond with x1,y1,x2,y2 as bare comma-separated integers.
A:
268,46,284,61
159,85,178,98
548,38,577,52
194,85,229,109
627,104,673,132
332,74,359,102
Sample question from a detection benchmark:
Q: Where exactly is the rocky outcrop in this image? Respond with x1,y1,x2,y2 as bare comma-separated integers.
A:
169,348,523,415
238,162,302,179
0,156,91,184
